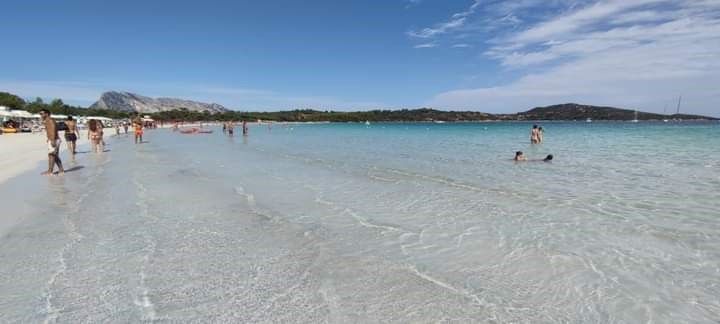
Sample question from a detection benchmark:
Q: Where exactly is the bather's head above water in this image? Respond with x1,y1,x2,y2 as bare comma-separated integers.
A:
544,154,553,162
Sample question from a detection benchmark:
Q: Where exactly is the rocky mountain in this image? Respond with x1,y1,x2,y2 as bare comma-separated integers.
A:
89,91,229,114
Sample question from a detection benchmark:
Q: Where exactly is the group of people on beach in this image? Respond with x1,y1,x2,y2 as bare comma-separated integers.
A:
40,110,146,176
514,124,552,162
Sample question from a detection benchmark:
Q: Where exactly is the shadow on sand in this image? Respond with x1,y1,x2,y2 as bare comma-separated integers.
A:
64,165,85,173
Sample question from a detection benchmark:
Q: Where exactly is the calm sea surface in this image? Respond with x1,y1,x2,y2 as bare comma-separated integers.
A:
1,122,719,322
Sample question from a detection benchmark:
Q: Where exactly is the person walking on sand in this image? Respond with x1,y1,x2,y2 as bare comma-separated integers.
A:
530,125,540,144
88,119,104,153
133,115,144,144
40,109,64,175
98,120,107,147
64,116,79,156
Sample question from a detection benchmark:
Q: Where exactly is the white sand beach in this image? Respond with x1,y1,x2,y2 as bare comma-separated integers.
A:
0,128,116,184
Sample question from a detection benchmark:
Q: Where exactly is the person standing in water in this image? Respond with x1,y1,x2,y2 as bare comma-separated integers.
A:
530,125,540,144
64,116,79,156
242,120,248,136
538,126,544,143
123,121,129,134
40,109,64,175
132,115,144,144
227,121,235,136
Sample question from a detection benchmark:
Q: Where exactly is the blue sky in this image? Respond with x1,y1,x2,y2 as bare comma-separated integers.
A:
1,0,719,116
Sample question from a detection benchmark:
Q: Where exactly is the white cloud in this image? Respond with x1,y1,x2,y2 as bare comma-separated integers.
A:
509,0,668,45
610,10,674,25
452,43,471,48
429,0,720,116
407,0,481,39
405,0,422,8
407,17,467,38
414,43,438,48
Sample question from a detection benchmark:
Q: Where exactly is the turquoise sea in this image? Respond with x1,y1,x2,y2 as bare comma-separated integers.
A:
1,121,719,322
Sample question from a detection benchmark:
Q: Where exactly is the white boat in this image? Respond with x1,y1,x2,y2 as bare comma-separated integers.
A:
365,120,370,125
631,110,639,123
586,118,592,123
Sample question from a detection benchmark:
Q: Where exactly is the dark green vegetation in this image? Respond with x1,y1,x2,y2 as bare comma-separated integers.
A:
1,92,132,119
149,108,494,122
504,103,714,121
1,91,715,122
147,104,717,122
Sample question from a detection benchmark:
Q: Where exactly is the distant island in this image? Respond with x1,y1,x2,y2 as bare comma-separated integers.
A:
1,91,716,122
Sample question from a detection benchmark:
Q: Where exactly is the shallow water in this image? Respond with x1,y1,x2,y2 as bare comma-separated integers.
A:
1,122,719,323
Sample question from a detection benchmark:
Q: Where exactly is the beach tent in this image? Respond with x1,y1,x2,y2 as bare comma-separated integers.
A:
10,110,35,119
85,116,113,122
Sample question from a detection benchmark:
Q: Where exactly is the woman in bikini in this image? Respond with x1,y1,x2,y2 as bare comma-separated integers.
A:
530,125,540,144
88,119,104,153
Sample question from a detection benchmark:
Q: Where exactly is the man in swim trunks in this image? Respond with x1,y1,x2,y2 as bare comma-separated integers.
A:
132,115,144,144
64,116,79,155
40,109,64,175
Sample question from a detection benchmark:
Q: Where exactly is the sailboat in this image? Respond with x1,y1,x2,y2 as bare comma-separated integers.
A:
673,96,682,122
365,120,371,125
631,110,639,123
663,104,669,122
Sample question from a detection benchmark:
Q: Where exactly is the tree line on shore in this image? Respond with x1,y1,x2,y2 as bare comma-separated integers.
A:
2,91,715,122
0,92,131,119
1,91,496,122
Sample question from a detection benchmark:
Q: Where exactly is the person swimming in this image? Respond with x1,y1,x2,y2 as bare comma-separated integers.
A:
514,152,553,162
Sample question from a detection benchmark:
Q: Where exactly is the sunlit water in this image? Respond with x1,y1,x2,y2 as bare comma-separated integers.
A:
1,122,719,323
